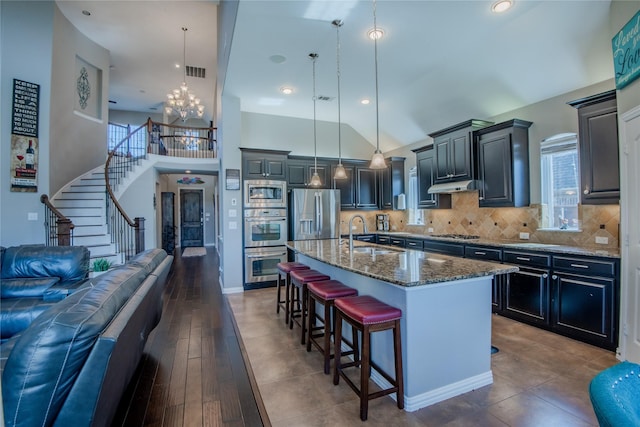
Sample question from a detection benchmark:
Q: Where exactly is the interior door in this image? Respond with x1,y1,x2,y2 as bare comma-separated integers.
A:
161,192,175,255
620,105,640,362
180,189,203,247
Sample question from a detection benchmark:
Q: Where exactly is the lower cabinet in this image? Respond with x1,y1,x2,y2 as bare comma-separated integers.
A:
422,240,464,256
551,256,618,350
504,266,551,326
355,234,376,243
465,245,503,313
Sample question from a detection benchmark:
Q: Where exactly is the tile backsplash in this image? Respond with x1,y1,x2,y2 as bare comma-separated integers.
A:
339,191,619,249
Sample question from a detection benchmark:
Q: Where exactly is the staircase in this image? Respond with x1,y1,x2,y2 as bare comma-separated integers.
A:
52,164,130,266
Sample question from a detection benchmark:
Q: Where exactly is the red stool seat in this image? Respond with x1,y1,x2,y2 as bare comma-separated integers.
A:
275,262,309,324
335,295,402,325
333,295,404,421
289,269,330,345
306,280,358,374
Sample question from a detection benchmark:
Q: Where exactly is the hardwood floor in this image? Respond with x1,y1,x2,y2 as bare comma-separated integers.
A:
116,247,618,426
114,247,264,427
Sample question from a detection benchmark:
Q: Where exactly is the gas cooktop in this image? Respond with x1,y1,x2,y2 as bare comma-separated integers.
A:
430,234,480,240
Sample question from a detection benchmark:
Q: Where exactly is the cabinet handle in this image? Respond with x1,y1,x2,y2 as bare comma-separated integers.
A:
408,242,417,246
552,275,558,280
583,185,590,195
542,273,548,279
516,257,531,261
475,251,486,255
570,263,589,269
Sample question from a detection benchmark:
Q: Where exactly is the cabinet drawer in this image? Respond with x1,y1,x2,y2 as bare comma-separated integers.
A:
355,234,376,243
465,246,502,261
376,235,391,245
405,239,424,250
552,256,616,277
389,238,406,247
504,251,551,268
423,240,464,257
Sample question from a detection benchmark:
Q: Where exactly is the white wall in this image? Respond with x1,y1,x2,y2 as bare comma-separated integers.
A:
0,1,54,246
118,166,159,251
49,6,110,195
108,110,163,127
241,111,376,160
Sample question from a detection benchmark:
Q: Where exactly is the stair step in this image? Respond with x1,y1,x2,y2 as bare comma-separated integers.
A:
55,198,104,208
57,207,103,216
83,243,118,257
72,233,111,246
72,224,108,236
65,215,105,226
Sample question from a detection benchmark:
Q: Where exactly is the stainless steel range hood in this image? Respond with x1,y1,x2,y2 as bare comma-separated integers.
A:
428,180,475,194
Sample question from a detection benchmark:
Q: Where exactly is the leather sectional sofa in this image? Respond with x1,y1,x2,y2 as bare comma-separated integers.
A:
1,246,173,427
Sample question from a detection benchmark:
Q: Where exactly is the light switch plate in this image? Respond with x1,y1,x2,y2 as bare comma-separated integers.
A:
428,227,434,233
595,236,608,244
229,221,237,230
28,212,38,221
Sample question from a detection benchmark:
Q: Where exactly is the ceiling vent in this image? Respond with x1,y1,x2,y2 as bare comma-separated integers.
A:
317,95,333,101
186,66,206,78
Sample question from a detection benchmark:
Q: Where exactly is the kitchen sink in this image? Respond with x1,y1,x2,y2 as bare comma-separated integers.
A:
351,246,406,255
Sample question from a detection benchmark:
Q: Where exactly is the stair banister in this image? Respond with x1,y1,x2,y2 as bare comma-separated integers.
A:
40,194,74,246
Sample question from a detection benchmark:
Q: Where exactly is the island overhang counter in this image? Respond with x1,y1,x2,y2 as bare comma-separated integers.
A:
286,238,517,412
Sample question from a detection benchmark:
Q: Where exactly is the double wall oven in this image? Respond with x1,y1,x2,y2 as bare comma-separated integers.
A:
243,180,288,286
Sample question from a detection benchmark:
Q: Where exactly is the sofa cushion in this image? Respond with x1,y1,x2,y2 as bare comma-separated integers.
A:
128,248,168,275
1,264,146,427
0,298,58,339
1,245,89,284
0,277,60,298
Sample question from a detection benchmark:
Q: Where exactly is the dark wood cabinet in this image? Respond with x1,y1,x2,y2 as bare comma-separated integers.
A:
287,157,330,188
551,255,619,350
405,238,424,250
241,149,288,180
379,157,405,210
412,146,451,209
388,237,406,247
429,119,493,183
355,165,378,209
465,245,504,313
475,119,532,207
332,162,356,209
376,235,391,245
355,234,376,243
568,90,619,205
502,250,552,325
422,240,464,256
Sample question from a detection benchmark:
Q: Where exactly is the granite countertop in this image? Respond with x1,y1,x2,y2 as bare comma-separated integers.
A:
376,232,621,259
286,239,517,287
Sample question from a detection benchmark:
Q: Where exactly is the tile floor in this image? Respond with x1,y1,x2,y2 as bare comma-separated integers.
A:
227,288,618,426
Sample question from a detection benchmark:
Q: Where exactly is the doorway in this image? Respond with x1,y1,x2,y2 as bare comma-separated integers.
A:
180,188,203,247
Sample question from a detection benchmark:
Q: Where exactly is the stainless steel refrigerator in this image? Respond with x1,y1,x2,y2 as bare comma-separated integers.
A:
289,189,341,240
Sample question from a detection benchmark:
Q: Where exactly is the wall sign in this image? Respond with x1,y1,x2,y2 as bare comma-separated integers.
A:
225,169,240,190
612,9,640,90
10,79,40,192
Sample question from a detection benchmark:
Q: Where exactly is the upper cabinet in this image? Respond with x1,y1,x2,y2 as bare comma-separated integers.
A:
241,148,288,180
567,90,620,205
475,119,532,208
429,119,493,183
379,157,405,210
355,164,379,209
412,146,451,209
287,156,331,189
332,162,356,209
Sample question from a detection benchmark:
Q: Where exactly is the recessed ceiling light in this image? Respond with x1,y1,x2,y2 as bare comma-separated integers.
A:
361,98,370,105
269,55,287,64
175,63,180,69
82,10,91,16
491,0,513,13
280,87,293,95
367,28,384,40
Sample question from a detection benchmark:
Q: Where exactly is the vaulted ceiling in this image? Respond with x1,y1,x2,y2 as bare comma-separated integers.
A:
57,0,615,151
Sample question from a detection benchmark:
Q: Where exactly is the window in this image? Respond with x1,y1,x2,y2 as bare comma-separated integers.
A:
408,167,424,225
540,133,579,230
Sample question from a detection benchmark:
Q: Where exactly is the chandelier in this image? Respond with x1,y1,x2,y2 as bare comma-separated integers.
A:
164,27,205,121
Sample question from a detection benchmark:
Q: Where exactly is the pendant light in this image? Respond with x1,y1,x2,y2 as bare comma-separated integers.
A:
369,0,387,169
332,19,348,180
309,53,322,187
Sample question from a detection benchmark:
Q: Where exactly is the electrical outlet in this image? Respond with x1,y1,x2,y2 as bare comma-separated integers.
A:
595,236,608,245
428,227,434,233
519,232,530,240
28,212,38,221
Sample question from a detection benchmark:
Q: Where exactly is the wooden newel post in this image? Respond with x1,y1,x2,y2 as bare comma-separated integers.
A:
135,217,145,254
57,219,73,246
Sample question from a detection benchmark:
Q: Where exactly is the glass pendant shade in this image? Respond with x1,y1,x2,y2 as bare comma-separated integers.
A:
333,162,348,180
369,150,386,169
309,171,322,187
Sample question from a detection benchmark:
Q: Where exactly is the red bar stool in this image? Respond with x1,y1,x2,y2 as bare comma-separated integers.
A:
276,262,309,324
289,269,330,345
333,295,404,421
306,280,359,374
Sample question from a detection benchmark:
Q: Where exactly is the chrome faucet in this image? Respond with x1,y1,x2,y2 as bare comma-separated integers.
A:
348,214,368,252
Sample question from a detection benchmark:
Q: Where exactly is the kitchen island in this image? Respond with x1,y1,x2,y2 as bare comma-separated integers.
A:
287,238,517,412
